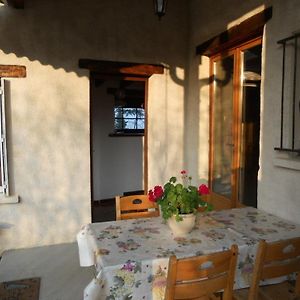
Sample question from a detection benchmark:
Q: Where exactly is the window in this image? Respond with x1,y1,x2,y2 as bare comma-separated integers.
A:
274,33,300,154
114,106,145,134
0,64,25,203
110,79,146,136
0,78,9,195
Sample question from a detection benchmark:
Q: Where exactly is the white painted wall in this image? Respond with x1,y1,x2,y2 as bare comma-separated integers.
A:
0,0,188,253
2,0,299,253
188,0,300,223
91,80,143,200
258,0,300,222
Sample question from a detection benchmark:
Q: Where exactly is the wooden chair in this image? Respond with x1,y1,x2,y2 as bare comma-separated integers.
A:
247,237,300,300
165,244,238,300
115,194,159,220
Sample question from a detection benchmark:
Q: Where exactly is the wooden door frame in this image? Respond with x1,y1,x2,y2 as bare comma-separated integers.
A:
235,37,263,208
79,59,164,219
208,36,262,209
209,49,237,210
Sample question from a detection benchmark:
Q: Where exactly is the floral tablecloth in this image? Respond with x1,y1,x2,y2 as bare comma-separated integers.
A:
77,207,300,300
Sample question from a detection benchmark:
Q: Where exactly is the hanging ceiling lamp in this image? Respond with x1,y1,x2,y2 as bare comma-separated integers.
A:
153,0,167,20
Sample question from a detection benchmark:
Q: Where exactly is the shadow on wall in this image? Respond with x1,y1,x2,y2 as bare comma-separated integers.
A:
0,0,188,76
0,0,191,249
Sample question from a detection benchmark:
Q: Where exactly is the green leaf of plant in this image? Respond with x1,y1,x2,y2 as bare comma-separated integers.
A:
169,176,177,183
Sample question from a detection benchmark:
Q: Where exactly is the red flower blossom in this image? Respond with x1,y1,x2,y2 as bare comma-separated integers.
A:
148,185,164,202
198,184,210,195
154,185,164,198
148,190,155,202
180,170,187,174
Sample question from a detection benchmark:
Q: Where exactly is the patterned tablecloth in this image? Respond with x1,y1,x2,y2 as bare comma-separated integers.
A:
77,207,300,300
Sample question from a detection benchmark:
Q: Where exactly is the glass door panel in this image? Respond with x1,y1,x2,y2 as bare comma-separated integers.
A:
211,55,234,200
238,44,262,207
209,37,262,209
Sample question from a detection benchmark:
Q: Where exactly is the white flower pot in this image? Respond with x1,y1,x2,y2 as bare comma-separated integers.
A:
167,213,196,237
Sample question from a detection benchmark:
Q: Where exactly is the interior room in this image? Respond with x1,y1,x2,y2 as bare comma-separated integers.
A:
91,77,145,221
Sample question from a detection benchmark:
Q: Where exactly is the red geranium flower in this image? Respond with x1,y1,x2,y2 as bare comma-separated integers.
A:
198,184,210,195
148,190,155,202
148,185,164,202
153,185,164,198
180,170,187,174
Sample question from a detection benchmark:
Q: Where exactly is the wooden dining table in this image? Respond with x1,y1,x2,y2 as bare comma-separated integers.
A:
77,207,300,300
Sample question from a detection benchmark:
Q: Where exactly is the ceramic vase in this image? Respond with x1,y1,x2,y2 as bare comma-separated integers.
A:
167,213,196,237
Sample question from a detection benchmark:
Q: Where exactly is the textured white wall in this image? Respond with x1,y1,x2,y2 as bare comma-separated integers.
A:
0,0,188,252
3,0,299,253
188,0,300,223
258,0,300,222
148,67,186,187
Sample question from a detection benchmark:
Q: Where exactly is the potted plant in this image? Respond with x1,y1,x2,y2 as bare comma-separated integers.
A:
148,170,212,236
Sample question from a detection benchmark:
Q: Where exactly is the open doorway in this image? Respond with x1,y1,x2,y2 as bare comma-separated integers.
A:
238,43,262,207
90,76,146,222
78,59,163,222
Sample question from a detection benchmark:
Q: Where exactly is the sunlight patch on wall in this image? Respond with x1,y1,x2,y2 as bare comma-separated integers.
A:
257,31,266,183
227,5,266,29
175,66,185,81
197,57,210,181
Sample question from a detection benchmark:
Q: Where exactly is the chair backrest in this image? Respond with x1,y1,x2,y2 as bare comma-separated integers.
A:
115,195,159,220
165,244,238,300
248,237,300,300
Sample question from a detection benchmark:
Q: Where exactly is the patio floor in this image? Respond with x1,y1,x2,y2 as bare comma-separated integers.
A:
0,242,297,300
0,242,94,300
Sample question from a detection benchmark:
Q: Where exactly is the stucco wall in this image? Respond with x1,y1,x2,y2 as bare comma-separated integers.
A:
188,0,300,223
258,0,300,222
3,0,299,253
0,0,188,252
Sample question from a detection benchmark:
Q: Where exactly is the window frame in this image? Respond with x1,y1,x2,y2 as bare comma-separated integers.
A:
0,78,9,196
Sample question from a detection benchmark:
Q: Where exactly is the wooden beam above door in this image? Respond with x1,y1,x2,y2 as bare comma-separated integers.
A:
0,65,26,77
79,59,164,77
196,6,272,57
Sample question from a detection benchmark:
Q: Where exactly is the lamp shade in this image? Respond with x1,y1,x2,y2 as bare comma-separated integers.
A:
153,0,167,19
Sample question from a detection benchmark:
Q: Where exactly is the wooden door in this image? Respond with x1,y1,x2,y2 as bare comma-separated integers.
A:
209,38,262,209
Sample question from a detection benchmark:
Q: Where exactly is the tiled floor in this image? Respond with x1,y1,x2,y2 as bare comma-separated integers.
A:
0,243,94,300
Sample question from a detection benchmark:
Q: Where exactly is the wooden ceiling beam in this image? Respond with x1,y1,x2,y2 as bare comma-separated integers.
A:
0,65,26,77
6,0,24,9
79,59,164,77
